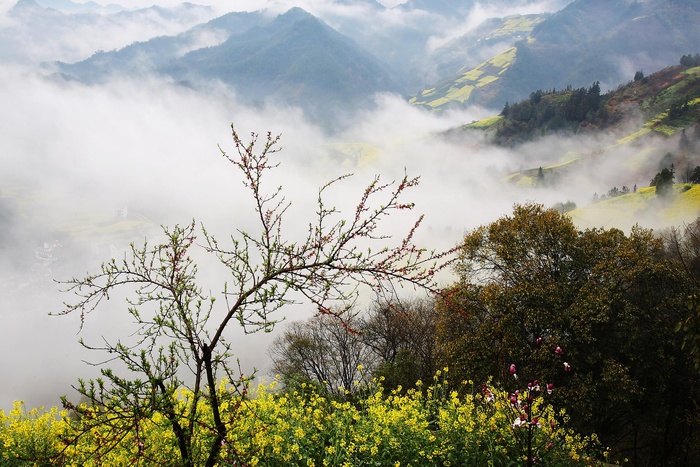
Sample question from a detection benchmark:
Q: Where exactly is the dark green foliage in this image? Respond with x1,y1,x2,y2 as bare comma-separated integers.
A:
669,96,694,119
667,219,700,371
436,204,699,465
372,349,424,393
680,53,700,67
692,166,700,184
500,101,510,116
650,166,675,197
634,70,645,81
495,82,607,145
478,59,700,148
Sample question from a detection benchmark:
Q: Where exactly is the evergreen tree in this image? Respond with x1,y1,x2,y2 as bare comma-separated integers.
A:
650,167,675,197
501,101,510,117
690,166,700,184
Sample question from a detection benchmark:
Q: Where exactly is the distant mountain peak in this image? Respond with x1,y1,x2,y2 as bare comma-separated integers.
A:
10,0,44,12
275,7,316,22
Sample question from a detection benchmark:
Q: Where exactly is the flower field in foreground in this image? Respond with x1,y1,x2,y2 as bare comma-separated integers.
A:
0,372,606,466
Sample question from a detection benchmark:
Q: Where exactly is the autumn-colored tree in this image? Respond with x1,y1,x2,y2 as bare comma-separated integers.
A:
57,125,452,467
437,203,698,465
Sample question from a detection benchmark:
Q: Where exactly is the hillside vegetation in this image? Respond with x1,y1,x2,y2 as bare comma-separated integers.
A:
411,0,700,110
454,60,700,230
461,62,700,145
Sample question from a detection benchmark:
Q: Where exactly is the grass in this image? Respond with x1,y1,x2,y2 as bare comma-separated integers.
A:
568,185,700,231
477,75,499,87
444,84,474,103
466,115,504,129
411,47,517,110
489,46,517,68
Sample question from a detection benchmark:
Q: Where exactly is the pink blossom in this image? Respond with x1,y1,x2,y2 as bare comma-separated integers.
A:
564,362,571,371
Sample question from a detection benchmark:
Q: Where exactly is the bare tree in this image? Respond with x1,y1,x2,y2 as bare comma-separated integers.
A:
56,125,454,467
361,297,438,390
269,311,374,398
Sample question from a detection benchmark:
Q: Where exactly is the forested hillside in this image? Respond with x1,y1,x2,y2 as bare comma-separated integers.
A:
461,60,700,146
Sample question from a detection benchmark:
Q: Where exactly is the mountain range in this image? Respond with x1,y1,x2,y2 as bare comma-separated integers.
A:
6,0,700,127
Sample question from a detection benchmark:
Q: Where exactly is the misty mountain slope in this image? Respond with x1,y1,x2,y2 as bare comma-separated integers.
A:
411,0,700,111
568,184,700,231
460,63,700,146
397,0,571,16
397,0,477,15
411,46,517,109
34,0,124,13
333,0,385,7
451,61,700,230
3,0,216,65
417,14,547,88
55,7,400,125
168,8,398,94
55,11,267,80
409,12,548,108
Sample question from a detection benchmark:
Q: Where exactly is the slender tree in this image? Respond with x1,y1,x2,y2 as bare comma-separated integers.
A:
56,124,454,466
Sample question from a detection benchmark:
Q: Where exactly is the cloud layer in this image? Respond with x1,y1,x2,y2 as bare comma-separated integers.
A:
0,0,680,411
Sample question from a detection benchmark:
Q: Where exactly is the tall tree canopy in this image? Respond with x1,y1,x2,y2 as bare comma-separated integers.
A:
437,203,698,465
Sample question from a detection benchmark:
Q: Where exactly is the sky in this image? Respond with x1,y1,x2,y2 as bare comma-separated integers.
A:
0,0,682,411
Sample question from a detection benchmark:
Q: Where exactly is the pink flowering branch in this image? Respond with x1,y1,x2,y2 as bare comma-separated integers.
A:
58,124,457,467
